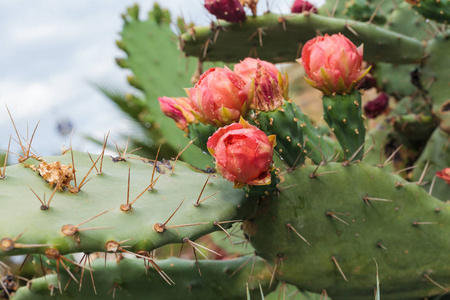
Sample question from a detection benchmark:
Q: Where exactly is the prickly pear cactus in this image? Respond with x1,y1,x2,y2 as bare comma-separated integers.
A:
2,0,450,299
13,257,274,300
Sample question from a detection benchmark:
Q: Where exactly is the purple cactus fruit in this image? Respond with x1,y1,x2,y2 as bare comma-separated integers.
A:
364,93,389,118
356,73,377,90
205,0,247,23
291,0,318,13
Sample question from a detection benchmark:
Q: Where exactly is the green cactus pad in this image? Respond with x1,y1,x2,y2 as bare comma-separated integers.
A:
322,90,366,161
254,101,335,166
386,2,428,41
371,3,425,100
12,256,274,299
421,31,450,134
188,123,217,155
408,0,450,23
412,127,450,202
345,0,387,24
180,13,424,64
116,4,213,167
0,151,254,257
362,121,394,171
372,63,419,99
246,162,450,299
255,101,305,167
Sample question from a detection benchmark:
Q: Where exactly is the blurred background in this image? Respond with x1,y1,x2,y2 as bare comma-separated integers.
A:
0,0,295,162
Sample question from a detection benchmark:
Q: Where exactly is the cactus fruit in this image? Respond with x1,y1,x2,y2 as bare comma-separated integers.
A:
204,0,247,23
291,0,318,14
363,93,389,119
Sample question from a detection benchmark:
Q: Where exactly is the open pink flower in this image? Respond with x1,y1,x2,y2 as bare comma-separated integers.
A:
207,118,276,188
158,97,196,132
234,58,288,111
204,0,246,23
186,67,254,127
436,168,450,184
299,33,371,95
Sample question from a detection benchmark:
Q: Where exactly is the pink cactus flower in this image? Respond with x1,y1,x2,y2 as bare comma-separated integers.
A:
158,96,196,132
436,168,450,184
234,58,288,111
207,118,276,188
291,0,318,13
186,67,254,127
234,58,282,85
204,0,246,23
253,63,286,111
364,93,389,119
298,33,371,95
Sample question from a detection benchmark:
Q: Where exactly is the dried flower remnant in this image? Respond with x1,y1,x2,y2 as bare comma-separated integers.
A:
364,93,389,118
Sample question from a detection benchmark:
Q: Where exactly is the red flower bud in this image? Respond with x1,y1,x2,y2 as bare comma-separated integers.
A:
363,93,389,119
234,58,288,111
158,97,196,132
291,0,318,13
205,0,246,23
298,33,371,95
436,168,450,184
207,118,276,188
186,67,254,127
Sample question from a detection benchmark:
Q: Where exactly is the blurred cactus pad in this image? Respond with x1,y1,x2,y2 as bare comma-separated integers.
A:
1,1,450,299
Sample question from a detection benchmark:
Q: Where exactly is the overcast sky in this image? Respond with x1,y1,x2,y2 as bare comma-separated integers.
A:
0,0,294,159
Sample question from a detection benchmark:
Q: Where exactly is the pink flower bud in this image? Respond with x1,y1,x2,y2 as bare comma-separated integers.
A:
298,33,371,95
291,0,318,13
158,97,196,132
234,58,288,111
207,118,276,188
186,67,254,127
205,0,246,23
436,168,450,184
363,93,389,119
